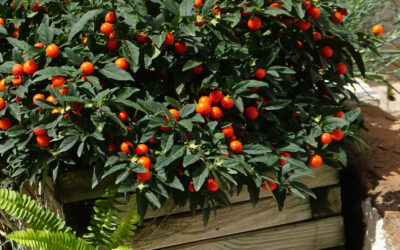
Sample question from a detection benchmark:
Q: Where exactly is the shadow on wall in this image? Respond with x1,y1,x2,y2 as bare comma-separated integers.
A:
344,105,400,249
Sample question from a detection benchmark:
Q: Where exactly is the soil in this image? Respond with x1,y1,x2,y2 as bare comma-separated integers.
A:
347,105,400,247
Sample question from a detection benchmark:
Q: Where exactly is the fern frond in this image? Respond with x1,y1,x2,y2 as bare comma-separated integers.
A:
83,188,122,247
111,194,139,248
7,229,97,250
0,189,71,233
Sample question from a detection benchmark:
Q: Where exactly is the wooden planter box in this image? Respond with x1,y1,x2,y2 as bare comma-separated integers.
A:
30,165,344,249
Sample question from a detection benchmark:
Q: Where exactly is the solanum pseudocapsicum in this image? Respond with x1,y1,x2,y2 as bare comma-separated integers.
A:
0,0,367,223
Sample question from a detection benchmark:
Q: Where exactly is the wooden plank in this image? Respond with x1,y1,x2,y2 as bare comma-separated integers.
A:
311,186,342,218
166,216,345,250
140,164,338,219
130,196,312,249
57,164,338,204
55,170,115,203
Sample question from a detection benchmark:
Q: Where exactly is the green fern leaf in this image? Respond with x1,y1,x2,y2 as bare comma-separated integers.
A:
7,229,98,250
111,194,139,248
0,189,71,233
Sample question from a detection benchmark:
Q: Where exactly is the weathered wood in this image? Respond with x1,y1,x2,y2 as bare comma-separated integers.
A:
165,216,345,250
55,170,115,203
131,196,312,249
56,164,338,204
140,164,339,219
311,186,342,218
20,178,64,219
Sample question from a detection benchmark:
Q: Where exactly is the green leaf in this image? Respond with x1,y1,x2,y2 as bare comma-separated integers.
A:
121,40,140,72
99,64,134,81
193,165,209,191
35,99,58,109
183,154,201,167
37,15,54,44
279,143,305,153
144,190,161,209
322,117,349,131
6,38,32,51
182,60,202,71
164,0,180,15
248,154,278,166
264,99,291,111
68,9,103,41
58,136,79,153
343,109,361,123
116,87,140,100
179,104,196,118
180,0,195,17
155,145,186,170
242,144,271,155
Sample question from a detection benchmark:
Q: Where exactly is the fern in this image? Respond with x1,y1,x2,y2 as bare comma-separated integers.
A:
83,188,122,247
83,189,139,249
0,189,71,233
111,194,139,248
7,229,97,250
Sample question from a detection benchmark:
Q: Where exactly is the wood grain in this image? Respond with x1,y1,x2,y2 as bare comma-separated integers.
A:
140,164,339,219
131,196,312,249
165,216,345,250
311,186,342,218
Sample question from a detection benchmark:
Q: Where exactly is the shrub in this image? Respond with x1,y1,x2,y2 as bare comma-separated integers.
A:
0,0,366,223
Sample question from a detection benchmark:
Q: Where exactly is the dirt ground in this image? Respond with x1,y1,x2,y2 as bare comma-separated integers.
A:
347,105,400,247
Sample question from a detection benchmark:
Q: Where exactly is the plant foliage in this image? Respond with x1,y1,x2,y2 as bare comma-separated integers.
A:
0,0,368,223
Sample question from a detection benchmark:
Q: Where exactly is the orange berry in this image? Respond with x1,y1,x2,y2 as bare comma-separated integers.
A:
229,140,243,154
135,144,149,155
12,64,24,76
245,106,259,120
206,179,219,192
196,101,211,115
174,42,188,54
0,118,11,130
137,156,152,169
46,95,56,104
372,25,383,35
222,125,234,138
254,69,265,79
188,181,195,192
310,155,323,168
137,33,148,44
321,46,333,58
80,62,94,75
0,18,4,25
209,89,223,103
194,0,203,7
306,6,320,19
221,96,234,109
37,134,51,148
51,76,66,87
34,43,45,48
23,60,38,75
118,111,128,122
209,106,222,120
105,11,116,23
337,63,347,75
100,22,114,35
33,129,46,136
262,180,278,191
12,76,22,86
313,32,322,41
298,20,311,31
280,152,292,166
114,58,129,71
166,109,180,121
331,129,344,141
120,141,134,154
164,32,175,45
46,44,60,58
33,93,45,106
320,133,332,144
0,97,5,110
192,65,203,75
51,108,60,114
335,111,344,118
137,168,152,182
330,12,343,24
248,17,261,31
106,38,119,50
0,79,5,91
